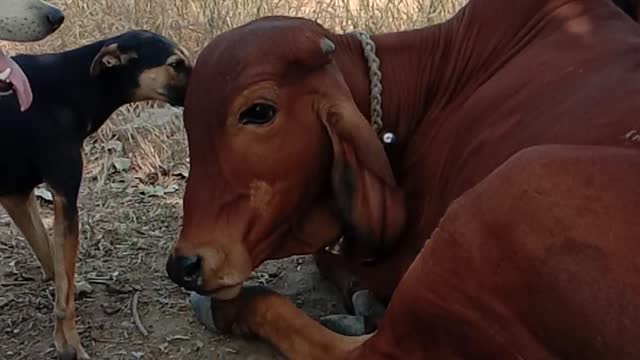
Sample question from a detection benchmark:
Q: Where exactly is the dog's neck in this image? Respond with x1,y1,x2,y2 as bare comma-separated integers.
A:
22,38,132,138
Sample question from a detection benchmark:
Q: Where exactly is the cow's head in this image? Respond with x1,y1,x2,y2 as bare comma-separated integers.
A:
166,16,405,300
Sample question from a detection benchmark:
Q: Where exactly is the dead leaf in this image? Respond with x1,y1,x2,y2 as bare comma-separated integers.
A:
34,187,53,202
112,158,131,172
105,140,123,153
136,184,178,197
166,335,190,342
0,297,10,308
75,280,93,298
164,184,179,194
137,185,164,197
110,182,128,191
171,163,189,178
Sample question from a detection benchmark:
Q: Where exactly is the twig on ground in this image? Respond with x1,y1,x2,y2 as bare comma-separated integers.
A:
87,279,110,286
93,338,145,345
166,335,190,342
0,281,32,286
132,291,149,337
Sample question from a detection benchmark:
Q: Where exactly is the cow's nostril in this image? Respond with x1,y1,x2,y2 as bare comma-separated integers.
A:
166,255,202,290
46,8,65,30
182,255,201,281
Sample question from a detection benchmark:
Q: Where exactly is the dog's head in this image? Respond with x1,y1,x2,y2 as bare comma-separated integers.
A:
89,30,192,106
0,0,64,42
0,0,65,111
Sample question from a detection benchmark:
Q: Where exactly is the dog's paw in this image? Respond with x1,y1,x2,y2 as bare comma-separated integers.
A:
57,345,77,360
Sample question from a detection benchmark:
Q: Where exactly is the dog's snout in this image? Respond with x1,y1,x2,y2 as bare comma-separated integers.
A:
166,255,202,290
46,8,65,31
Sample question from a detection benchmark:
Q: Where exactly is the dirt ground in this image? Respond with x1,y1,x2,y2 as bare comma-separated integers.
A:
0,108,346,360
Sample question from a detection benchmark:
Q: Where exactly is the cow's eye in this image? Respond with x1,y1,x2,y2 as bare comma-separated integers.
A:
239,103,276,125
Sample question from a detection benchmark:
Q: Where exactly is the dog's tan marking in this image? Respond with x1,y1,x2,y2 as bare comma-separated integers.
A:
133,49,190,102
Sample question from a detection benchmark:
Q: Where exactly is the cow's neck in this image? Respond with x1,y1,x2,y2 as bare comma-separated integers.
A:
332,0,599,159
329,0,609,297
332,29,437,149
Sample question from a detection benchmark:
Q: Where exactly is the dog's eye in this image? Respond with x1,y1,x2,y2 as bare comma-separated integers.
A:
168,59,184,69
239,103,277,125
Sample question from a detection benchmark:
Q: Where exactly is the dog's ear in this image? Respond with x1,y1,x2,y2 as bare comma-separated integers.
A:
90,43,138,77
321,98,406,263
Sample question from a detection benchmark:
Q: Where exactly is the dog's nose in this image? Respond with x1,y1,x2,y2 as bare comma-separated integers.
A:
46,8,65,31
166,255,202,291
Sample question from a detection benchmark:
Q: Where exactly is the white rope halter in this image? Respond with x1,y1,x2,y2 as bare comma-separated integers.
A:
351,30,396,145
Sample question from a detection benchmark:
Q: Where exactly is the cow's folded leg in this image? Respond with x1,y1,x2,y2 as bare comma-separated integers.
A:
193,292,371,336
313,250,386,333
190,285,369,360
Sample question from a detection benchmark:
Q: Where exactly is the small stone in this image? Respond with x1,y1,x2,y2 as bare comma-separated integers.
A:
352,290,386,319
101,303,121,315
112,158,131,172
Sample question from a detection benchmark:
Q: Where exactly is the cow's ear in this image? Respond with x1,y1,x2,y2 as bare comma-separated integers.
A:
320,98,406,263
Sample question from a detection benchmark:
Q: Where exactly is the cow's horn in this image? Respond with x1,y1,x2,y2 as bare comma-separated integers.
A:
320,37,335,55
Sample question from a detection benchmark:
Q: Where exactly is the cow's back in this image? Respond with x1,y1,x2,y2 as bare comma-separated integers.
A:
361,145,640,359
420,4,640,220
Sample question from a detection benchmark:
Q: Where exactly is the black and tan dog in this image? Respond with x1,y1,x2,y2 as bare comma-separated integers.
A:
0,30,191,360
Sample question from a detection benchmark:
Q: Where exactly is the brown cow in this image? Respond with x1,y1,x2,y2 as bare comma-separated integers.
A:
613,0,640,19
166,0,640,358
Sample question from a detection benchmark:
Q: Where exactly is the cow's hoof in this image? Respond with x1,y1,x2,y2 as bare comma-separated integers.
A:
189,292,218,333
352,289,386,319
57,346,77,360
319,314,366,336
189,286,273,336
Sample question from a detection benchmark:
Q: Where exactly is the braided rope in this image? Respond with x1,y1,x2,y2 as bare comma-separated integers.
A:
351,30,384,134
324,31,389,258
